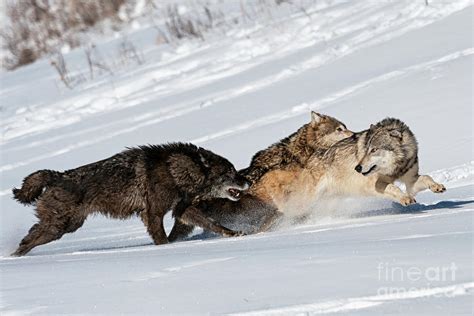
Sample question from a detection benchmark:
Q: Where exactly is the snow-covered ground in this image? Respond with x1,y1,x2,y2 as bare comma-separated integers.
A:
1,1,473,314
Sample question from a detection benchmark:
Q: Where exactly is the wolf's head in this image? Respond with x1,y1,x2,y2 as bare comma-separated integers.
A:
354,118,417,177
304,112,353,149
168,148,249,201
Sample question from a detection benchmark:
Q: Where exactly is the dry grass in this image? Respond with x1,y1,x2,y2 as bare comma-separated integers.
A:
2,0,318,90
1,0,126,70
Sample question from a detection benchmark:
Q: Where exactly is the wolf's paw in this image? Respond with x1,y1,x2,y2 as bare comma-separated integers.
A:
399,196,417,206
429,183,446,193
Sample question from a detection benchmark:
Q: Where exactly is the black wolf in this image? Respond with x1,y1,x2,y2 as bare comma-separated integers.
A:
12,143,249,256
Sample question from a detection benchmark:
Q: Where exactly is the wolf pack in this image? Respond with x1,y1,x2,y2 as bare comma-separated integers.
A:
12,113,446,256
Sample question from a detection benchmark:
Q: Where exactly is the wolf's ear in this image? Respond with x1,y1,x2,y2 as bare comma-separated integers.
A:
389,129,403,139
311,111,325,126
369,124,375,129
168,154,204,191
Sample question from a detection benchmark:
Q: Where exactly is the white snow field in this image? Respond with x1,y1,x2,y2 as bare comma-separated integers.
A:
1,1,473,314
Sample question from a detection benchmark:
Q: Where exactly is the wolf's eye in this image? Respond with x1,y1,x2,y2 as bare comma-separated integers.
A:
336,127,343,132
371,148,378,153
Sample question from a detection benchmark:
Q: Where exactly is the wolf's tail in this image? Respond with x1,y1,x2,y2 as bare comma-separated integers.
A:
13,170,61,204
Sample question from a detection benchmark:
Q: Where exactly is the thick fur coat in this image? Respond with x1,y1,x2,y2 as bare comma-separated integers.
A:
254,118,447,226
240,112,352,184
12,143,249,256
168,112,354,239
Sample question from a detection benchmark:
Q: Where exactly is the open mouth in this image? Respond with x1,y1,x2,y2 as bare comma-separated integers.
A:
362,165,377,176
227,188,243,200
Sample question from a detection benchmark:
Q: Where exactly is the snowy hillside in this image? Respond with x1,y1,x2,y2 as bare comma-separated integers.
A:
1,1,473,314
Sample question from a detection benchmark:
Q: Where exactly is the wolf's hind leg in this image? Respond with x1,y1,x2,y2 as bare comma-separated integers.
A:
180,206,244,237
12,222,65,256
12,223,41,256
12,187,83,256
168,220,194,242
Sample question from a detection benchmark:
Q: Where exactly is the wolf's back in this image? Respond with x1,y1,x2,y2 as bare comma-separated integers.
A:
240,145,290,184
13,170,61,204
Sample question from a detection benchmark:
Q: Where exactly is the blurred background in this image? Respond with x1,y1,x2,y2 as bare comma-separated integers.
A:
1,0,317,72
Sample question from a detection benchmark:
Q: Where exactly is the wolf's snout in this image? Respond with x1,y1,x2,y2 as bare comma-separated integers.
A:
227,188,242,200
355,165,362,173
225,176,250,201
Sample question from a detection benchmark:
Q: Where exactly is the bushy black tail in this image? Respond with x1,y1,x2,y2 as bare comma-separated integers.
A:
13,170,60,204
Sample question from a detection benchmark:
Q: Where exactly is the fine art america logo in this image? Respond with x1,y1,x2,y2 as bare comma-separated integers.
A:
377,262,458,297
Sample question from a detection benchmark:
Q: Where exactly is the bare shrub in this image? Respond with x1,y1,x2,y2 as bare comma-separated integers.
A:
50,52,72,89
119,38,145,66
158,3,230,42
165,5,204,41
1,0,128,70
54,38,145,89
84,46,95,80
50,51,92,89
156,0,315,43
2,0,319,71
83,44,114,79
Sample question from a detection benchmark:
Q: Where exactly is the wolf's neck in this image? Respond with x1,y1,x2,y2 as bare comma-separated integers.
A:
287,127,330,163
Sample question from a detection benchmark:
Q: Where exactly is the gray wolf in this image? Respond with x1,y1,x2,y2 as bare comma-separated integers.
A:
353,118,446,201
12,143,249,256
168,112,354,240
256,118,447,227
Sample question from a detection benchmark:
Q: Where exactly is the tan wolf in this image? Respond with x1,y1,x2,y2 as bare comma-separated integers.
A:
240,111,353,184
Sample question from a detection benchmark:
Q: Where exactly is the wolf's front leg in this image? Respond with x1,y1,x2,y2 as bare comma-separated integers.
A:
168,219,194,242
401,161,446,196
375,181,416,206
180,206,245,237
405,175,446,196
256,210,283,233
